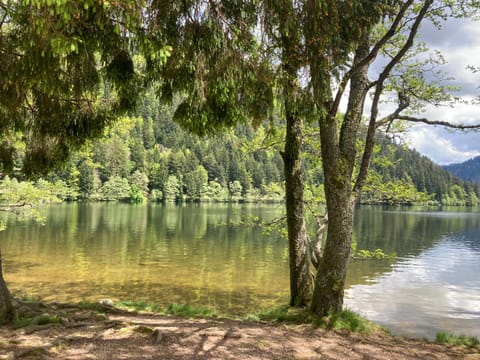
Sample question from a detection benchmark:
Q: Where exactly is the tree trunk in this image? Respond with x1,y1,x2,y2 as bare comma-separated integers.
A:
0,250,15,324
282,110,312,307
278,3,312,307
310,192,354,314
310,34,370,316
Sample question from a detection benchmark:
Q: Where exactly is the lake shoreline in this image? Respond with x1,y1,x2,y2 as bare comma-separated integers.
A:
2,203,480,340
1,300,478,360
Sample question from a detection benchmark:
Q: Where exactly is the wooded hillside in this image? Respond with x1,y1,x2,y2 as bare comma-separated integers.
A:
5,98,478,206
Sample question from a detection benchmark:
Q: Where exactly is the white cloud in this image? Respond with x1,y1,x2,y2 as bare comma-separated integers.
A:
401,18,480,164
406,125,480,165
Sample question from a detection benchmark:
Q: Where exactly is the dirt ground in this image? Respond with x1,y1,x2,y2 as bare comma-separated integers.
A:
0,303,479,360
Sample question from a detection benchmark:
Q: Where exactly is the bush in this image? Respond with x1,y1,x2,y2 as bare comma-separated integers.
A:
98,176,131,201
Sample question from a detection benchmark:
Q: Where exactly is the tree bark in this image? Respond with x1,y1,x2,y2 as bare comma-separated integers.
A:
278,3,312,306
310,191,355,314
310,34,370,316
282,108,312,307
0,250,15,324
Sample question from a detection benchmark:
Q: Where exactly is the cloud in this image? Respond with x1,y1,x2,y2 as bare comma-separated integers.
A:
406,125,480,165
418,19,480,96
343,15,480,165
402,17,480,164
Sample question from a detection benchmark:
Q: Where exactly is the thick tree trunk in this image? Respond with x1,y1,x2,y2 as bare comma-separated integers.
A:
0,250,15,324
282,112,311,307
310,192,354,314
310,35,370,316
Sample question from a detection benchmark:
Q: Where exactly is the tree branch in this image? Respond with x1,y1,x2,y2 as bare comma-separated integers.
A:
310,212,327,270
353,0,433,196
375,93,410,129
0,202,28,213
395,115,480,129
329,0,414,118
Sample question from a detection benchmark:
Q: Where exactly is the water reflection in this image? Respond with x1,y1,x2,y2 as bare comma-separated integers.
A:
1,203,479,339
0,203,289,313
347,207,480,339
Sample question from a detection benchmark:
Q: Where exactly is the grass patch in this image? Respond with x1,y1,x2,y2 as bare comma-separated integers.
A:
13,317,33,329
76,301,110,312
34,314,61,325
13,314,61,329
75,299,380,336
435,332,480,347
13,293,42,304
352,249,396,260
116,300,162,313
243,306,378,334
115,301,217,318
243,305,312,323
318,309,378,334
164,303,217,318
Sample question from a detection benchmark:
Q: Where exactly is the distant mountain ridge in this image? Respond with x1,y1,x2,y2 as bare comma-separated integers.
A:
443,156,480,183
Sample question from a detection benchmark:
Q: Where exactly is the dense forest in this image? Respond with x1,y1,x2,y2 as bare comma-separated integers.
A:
4,95,479,207
366,136,480,206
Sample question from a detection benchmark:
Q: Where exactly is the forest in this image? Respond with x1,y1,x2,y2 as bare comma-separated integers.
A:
5,93,480,207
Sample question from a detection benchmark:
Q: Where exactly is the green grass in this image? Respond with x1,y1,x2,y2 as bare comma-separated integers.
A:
319,309,379,333
435,332,480,347
13,317,33,329
77,301,110,312
35,314,61,325
14,293,41,303
244,306,380,335
164,303,218,318
13,314,61,329
114,300,218,318
78,299,380,335
116,300,162,313
352,249,397,260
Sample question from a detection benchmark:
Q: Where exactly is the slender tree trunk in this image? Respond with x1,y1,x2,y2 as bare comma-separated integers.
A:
282,109,311,307
278,3,312,306
0,250,15,324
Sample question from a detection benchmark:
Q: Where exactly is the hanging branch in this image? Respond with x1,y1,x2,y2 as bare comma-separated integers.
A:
309,212,328,270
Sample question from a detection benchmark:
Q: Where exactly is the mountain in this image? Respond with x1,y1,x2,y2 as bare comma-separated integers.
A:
443,156,480,183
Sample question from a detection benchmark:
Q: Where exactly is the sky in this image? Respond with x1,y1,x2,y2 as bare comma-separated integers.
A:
400,16,480,165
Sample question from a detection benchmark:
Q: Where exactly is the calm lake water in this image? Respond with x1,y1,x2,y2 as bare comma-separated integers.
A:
1,203,479,339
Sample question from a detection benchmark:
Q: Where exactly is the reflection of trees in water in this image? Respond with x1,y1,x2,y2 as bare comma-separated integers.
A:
3,204,477,311
0,203,289,312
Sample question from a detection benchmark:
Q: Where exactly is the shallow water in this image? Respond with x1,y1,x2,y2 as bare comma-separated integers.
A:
1,203,479,339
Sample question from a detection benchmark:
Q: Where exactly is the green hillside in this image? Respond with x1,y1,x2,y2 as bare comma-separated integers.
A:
3,97,479,206
364,136,480,206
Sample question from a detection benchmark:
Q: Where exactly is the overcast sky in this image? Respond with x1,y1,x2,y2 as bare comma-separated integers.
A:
402,16,480,165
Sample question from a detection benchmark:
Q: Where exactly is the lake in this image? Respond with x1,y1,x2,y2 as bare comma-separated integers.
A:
1,203,479,339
